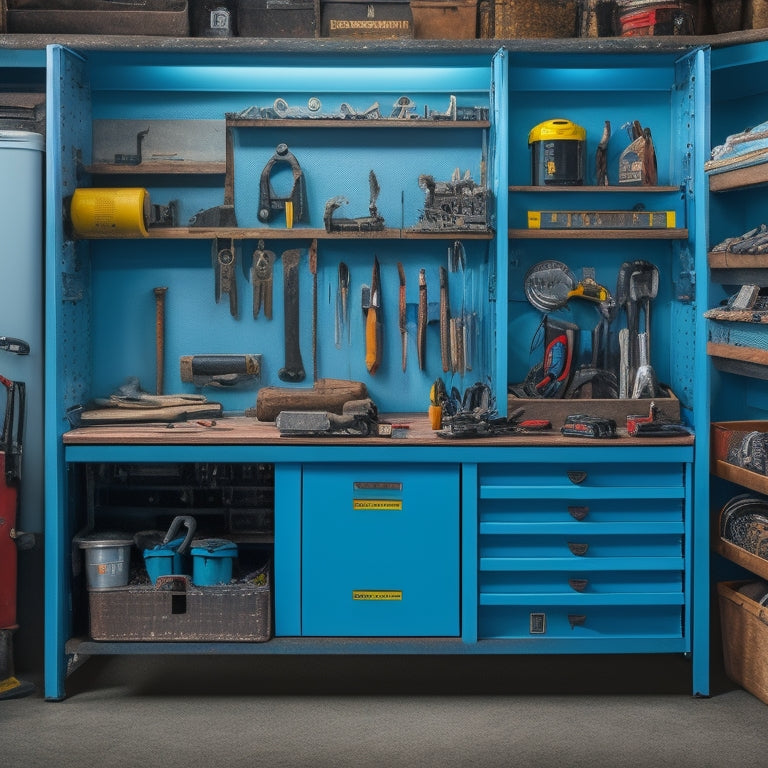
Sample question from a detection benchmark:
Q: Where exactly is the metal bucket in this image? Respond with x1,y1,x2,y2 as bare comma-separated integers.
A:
78,533,133,590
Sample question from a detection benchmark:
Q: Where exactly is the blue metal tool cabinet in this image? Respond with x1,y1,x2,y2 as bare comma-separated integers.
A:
19,36,724,701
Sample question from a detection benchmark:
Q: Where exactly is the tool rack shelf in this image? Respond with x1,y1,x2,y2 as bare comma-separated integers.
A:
71,227,495,240
85,161,227,175
708,161,768,193
508,228,688,239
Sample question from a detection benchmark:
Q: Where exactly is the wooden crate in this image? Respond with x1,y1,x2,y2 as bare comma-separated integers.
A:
508,388,680,431
718,580,768,705
494,0,578,38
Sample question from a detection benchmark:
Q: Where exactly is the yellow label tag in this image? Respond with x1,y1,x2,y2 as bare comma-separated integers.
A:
353,499,402,511
527,211,541,229
352,590,402,601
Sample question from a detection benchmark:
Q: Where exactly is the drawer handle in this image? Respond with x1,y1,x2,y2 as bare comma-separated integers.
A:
567,541,589,556
568,614,587,629
568,578,589,592
567,470,587,485
568,505,589,521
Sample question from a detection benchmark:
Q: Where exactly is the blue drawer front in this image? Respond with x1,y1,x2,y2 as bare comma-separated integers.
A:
302,464,460,636
480,497,683,524
479,462,684,491
480,533,683,559
480,570,684,595
479,604,684,640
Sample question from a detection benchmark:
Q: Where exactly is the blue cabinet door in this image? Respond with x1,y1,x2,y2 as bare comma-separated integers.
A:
302,463,460,636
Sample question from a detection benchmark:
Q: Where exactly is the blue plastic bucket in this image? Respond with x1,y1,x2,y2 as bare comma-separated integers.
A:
191,538,238,586
143,537,191,584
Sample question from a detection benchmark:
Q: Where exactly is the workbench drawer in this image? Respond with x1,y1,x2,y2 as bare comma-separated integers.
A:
479,604,684,640
480,570,684,596
479,461,685,494
301,463,459,636
480,533,683,560
480,496,683,524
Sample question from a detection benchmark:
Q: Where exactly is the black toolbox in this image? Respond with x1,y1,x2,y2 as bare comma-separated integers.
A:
5,0,190,35
237,0,317,37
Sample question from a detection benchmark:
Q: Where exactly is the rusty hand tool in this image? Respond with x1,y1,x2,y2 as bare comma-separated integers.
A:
250,240,275,320
335,262,350,349
365,255,382,375
439,265,450,373
417,268,427,370
279,249,306,382
153,286,168,395
213,237,238,318
397,262,407,371
310,239,318,382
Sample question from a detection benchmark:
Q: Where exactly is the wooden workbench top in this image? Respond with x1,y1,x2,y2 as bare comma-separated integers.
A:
62,413,695,447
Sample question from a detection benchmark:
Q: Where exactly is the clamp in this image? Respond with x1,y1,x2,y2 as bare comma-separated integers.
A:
258,143,307,227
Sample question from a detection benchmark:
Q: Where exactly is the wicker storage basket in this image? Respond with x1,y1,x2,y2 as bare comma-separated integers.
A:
718,580,768,704
494,0,578,38
88,575,272,641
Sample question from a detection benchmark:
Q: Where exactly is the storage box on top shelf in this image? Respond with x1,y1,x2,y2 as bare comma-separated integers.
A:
493,0,578,38
237,0,318,37
410,0,477,38
320,0,413,36
4,0,190,35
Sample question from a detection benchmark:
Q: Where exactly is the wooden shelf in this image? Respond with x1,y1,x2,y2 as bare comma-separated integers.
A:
509,228,688,240
77,227,495,241
707,341,768,366
712,457,768,496
85,161,226,175
509,185,681,193
226,118,490,129
709,160,768,193
709,250,768,270
714,537,768,581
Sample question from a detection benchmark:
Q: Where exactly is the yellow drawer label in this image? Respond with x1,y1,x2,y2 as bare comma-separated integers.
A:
352,590,403,601
353,499,402,511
